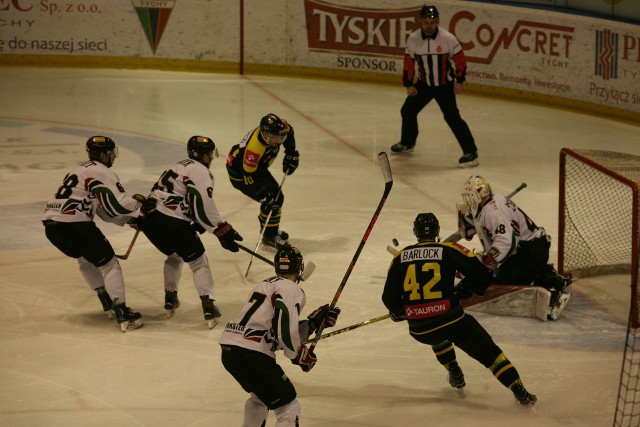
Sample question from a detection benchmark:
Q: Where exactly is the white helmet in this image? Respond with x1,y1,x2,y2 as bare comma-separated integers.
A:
462,175,492,217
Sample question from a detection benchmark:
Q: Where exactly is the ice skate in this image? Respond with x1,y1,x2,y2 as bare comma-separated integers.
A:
512,383,537,407
446,362,467,397
164,290,180,319
547,291,571,321
261,232,287,250
390,142,414,153
458,151,479,168
200,295,221,329
96,286,115,319
447,362,466,389
113,299,143,332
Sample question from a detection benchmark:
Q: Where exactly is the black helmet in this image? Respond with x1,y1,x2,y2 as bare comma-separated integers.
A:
260,113,289,137
86,136,117,162
413,212,440,240
420,5,439,19
187,135,218,166
274,243,304,279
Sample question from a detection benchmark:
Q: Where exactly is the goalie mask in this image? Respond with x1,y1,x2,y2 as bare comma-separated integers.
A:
414,212,440,241
274,243,304,281
86,136,118,167
260,113,289,145
187,135,218,168
462,175,492,218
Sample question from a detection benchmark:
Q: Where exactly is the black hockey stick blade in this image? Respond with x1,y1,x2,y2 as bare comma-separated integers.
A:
115,229,140,260
378,151,393,191
309,152,393,351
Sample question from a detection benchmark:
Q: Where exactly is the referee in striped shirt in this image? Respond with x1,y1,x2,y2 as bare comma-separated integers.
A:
391,5,479,168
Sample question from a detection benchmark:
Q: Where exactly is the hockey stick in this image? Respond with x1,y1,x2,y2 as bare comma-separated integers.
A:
238,243,316,281
245,173,288,278
239,243,275,266
309,313,391,343
115,229,140,260
309,152,393,352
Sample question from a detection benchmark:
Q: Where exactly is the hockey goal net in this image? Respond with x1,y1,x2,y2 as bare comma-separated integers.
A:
559,148,640,427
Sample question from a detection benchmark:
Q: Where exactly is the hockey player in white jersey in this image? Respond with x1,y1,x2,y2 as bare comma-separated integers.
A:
220,244,340,426
459,175,571,320
141,135,243,328
42,136,150,332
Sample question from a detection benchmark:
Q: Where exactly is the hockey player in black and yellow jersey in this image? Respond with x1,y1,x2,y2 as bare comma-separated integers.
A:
226,113,299,249
382,212,537,407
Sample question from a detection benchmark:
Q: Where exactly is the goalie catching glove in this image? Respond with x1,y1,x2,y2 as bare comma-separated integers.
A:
307,304,340,334
214,221,243,252
283,150,299,175
292,344,317,372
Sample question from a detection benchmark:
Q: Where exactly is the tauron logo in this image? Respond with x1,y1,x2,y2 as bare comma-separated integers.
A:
595,29,618,80
132,0,175,54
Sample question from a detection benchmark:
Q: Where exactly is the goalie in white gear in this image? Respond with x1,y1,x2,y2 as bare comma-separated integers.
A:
220,244,340,427
459,175,571,320
42,136,146,332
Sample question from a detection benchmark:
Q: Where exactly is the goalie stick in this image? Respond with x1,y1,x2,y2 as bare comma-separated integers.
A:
245,172,288,278
115,229,140,260
309,152,393,352
238,243,316,281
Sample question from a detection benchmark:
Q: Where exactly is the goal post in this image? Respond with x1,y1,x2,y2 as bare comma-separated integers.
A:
559,148,640,427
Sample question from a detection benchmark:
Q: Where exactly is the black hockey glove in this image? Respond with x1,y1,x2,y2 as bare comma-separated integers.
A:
260,192,282,213
292,345,317,372
390,310,406,322
456,277,473,299
127,216,144,231
307,304,341,333
214,222,243,252
283,150,299,175
132,194,157,215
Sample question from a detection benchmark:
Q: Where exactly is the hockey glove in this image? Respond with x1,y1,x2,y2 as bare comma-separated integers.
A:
127,216,144,231
307,304,341,333
456,277,473,299
283,150,299,175
390,310,406,322
482,248,499,271
260,193,282,213
132,194,157,215
214,222,243,252
292,345,317,372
